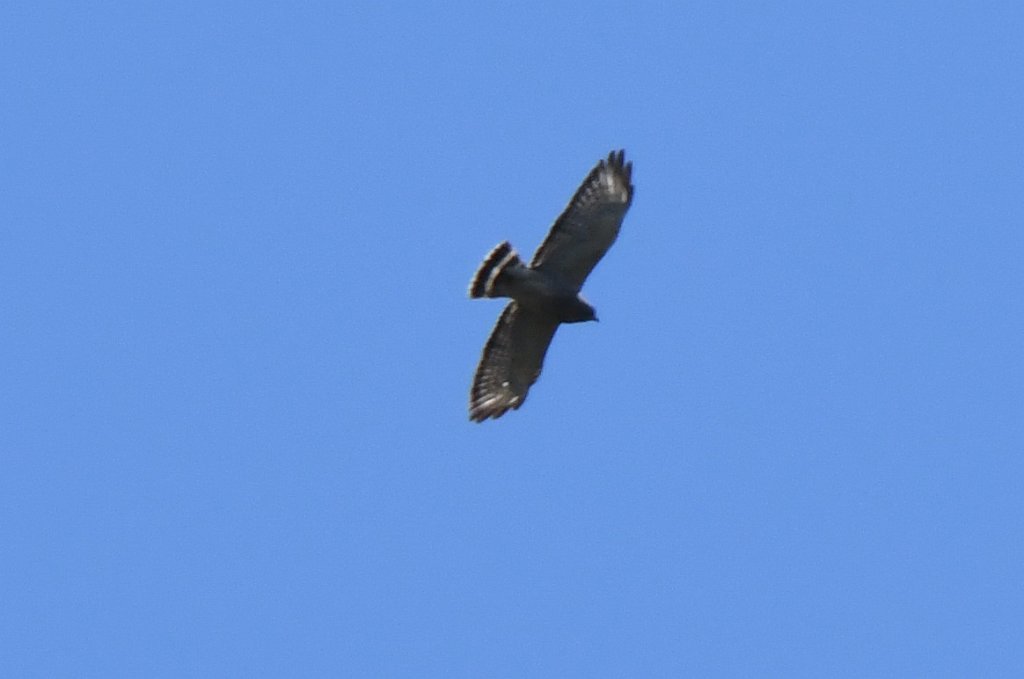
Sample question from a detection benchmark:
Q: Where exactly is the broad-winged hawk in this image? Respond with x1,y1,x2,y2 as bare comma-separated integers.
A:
468,150,634,421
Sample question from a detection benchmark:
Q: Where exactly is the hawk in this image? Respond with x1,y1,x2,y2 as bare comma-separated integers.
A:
467,150,634,421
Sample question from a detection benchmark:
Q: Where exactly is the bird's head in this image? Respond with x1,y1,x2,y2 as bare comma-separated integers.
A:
561,296,598,324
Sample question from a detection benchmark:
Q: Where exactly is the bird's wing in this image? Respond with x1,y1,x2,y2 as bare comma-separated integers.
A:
470,302,559,422
530,150,634,291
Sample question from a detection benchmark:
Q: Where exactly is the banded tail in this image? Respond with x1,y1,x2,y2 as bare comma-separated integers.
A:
469,241,523,298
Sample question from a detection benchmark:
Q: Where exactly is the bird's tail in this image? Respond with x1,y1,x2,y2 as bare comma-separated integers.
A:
469,241,522,298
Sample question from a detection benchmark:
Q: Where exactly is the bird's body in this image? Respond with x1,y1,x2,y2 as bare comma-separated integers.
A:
468,150,634,422
470,241,596,322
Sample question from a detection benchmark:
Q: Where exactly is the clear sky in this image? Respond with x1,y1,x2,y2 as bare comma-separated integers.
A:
3,2,1022,677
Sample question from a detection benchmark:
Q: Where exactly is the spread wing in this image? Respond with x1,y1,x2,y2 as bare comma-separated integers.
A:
530,150,634,291
469,302,559,422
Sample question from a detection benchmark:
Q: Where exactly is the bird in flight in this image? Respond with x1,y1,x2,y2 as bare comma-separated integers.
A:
467,150,634,421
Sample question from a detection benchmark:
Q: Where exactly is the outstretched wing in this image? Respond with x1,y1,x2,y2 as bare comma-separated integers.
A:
530,150,634,291
470,302,559,422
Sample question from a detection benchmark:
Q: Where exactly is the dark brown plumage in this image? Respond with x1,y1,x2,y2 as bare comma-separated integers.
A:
468,150,634,422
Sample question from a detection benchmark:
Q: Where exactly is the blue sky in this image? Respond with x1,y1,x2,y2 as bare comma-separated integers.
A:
3,2,1022,676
